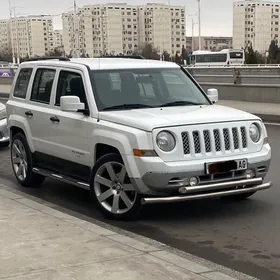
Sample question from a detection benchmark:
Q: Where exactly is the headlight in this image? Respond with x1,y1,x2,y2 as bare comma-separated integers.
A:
0,109,6,120
156,131,176,152
249,123,261,143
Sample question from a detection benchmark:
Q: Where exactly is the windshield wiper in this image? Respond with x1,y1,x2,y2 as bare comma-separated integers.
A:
103,104,154,111
159,101,203,107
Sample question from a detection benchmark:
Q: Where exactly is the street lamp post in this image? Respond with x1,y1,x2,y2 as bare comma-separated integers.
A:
12,7,21,64
8,0,16,64
197,0,201,50
188,13,197,51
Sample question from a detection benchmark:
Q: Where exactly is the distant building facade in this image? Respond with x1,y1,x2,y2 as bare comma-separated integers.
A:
186,36,233,52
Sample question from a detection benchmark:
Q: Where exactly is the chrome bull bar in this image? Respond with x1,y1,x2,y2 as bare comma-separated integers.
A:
141,178,272,205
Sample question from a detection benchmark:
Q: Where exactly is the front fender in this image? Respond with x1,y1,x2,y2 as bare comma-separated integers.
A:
90,124,154,177
8,115,34,152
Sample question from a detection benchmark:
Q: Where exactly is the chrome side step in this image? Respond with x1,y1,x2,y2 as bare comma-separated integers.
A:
32,167,90,190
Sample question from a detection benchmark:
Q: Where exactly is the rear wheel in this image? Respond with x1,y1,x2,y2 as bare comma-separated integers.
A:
90,153,142,220
11,133,45,188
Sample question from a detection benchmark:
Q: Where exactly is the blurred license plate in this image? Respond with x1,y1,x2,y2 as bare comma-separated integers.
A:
205,159,247,174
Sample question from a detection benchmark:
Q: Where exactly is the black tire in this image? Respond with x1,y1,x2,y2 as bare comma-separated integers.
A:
222,191,256,201
11,133,45,188
90,153,143,221
0,141,10,148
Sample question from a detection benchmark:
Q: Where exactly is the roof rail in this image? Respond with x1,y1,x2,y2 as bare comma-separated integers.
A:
26,56,70,62
98,55,145,59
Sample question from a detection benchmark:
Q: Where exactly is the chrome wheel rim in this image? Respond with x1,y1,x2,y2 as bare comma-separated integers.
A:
12,139,28,181
94,161,137,215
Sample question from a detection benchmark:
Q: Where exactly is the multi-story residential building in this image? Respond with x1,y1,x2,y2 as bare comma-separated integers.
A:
138,3,185,56
0,20,11,52
185,36,233,52
53,29,63,49
10,15,54,58
233,0,280,54
62,3,186,57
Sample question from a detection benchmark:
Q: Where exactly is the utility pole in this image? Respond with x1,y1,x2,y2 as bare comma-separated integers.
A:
8,0,15,64
192,19,195,51
12,7,20,64
197,0,201,50
73,0,80,58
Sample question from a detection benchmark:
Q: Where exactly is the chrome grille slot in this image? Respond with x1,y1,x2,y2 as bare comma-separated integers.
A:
241,127,247,148
203,130,211,153
182,132,190,154
192,131,201,153
181,125,248,156
213,129,221,151
223,128,230,150
232,127,239,149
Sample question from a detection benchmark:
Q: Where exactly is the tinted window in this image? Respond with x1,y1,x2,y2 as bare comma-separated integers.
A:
229,52,243,59
30,69,56,103
90,68,210,111
55,70,87,106
13,68,32,98
195,53,227,63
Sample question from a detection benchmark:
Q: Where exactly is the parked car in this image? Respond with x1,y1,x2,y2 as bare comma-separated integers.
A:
6,56,272,220
0,102,9,147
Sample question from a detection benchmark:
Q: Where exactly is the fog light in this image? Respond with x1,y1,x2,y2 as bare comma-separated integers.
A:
189,176,199,186
245,169,255,179
179,187,187,194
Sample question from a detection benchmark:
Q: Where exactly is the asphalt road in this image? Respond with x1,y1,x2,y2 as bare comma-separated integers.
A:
0,99,280,279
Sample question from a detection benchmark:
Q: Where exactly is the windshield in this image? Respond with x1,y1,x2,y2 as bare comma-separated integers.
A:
90,68,210,111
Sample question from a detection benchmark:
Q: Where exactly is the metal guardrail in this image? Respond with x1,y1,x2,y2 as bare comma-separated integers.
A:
185,64,280,69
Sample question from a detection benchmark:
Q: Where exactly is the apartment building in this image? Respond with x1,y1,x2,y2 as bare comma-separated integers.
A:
53,29,63,48
62,3,186,57
233,0,280,54
185,36,233,52
10,15,54,58
0,20,10,51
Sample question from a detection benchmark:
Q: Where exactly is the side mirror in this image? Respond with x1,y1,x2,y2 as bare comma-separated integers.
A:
207,88,218,104
60,96,85,112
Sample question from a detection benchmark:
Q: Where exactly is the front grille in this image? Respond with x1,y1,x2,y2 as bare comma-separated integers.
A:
182,126,247,155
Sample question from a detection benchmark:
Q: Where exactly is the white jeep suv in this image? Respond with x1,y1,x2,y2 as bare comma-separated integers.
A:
6,57,272,220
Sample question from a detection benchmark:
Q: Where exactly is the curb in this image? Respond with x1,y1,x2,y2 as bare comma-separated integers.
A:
0,182,257,280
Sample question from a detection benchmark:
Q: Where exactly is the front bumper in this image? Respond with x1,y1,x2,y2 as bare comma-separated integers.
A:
141,178,272,205
129,144,271,196
0,118,9,143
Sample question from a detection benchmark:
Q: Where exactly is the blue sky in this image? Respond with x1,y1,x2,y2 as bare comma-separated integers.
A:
0,0,246,36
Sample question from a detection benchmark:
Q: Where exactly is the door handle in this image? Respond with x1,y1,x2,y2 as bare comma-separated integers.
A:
50,116,60,123
25,110,33,117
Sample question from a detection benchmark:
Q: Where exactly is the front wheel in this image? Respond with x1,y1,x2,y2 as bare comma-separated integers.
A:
11,133,45,188
90,153,142,220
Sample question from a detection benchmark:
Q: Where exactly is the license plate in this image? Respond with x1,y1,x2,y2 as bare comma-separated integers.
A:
205,159,248,174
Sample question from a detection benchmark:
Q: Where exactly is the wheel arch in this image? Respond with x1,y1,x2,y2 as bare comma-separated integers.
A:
8,116,34,152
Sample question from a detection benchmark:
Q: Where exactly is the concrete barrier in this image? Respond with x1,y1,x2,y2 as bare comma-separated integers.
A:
0,77,13,97
185,66,280,104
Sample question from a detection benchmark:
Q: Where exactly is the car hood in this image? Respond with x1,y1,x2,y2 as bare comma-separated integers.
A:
98,104,260,132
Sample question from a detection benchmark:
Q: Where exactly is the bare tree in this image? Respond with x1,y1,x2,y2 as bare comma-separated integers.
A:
139,44,160,60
